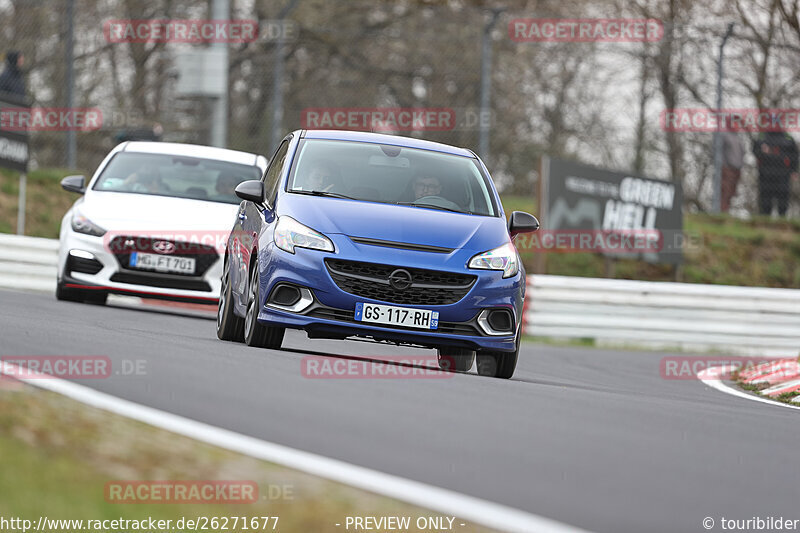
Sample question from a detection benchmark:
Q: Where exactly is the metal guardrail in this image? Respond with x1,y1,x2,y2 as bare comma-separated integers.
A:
0,233,58,293
1,234,798,356
524,275,800,357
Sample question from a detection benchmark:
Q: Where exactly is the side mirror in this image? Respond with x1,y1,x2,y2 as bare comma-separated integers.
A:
508,211,539,236
61,175,86,194
235,180,265,204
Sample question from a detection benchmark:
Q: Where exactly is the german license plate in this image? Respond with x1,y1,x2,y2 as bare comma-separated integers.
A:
129,252,196,275
354,302,438,330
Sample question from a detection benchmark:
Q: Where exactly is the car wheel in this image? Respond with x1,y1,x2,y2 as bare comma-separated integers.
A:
437,347,475,372
56,276,107,305
476,328,520,379
243,258,285,349
216,254,244,342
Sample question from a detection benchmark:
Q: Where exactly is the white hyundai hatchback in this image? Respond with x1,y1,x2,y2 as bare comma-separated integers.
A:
56,142,268,305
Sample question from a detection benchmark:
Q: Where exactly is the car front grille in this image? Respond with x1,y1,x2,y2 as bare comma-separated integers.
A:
325,259,476,306
109,272,212,292
107,235,219,277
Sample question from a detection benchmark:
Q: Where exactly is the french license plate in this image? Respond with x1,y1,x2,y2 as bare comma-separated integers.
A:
354,302,439,330
129,252,196,275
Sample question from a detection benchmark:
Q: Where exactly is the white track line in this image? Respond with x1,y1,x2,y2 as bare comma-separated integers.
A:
1,363,588,533
698,366,800,412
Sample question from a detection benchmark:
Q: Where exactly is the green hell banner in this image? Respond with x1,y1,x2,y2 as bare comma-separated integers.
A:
538,157,684,264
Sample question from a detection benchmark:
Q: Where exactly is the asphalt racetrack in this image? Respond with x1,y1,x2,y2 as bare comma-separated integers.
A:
2,289,798,533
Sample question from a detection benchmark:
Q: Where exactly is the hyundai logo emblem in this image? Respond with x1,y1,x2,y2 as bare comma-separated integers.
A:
388,269,413,290
152,240,176,254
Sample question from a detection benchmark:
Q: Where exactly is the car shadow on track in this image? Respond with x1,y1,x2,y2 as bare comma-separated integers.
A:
278,345,485,379
105,297,217,320
278,344,579,388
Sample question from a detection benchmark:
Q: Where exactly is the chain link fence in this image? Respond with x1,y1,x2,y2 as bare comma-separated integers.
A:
1,0,799,218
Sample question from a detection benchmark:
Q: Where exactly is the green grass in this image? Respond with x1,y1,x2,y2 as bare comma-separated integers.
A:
738,381,770,393
522,335,596,348
0,168,77,238
0,384,491,532
775,391,800,403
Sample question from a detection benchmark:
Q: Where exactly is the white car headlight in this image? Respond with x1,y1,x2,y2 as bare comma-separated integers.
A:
273,216,334,254
468,242,519,278
71,211,106,237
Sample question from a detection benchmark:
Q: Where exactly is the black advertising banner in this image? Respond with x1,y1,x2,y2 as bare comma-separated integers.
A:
0,94,30,173
542,157,683,264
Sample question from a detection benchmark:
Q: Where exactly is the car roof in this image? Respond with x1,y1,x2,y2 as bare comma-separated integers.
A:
302,130,476,158
121,141,266,168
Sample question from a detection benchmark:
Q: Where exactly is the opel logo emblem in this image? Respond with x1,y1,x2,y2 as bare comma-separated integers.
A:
152,240,176,254
388,269,413,290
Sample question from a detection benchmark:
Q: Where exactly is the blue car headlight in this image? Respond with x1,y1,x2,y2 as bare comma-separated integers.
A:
71,211,107,237
274,216,334,254
468,242,519,278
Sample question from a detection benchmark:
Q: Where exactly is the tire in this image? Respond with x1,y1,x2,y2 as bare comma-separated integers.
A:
243,258,285,349
437,346,475,372
56,277,107,305
216,254,244,342
476,328,520,379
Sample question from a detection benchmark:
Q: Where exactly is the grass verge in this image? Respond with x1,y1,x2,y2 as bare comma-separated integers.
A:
0,381,491,532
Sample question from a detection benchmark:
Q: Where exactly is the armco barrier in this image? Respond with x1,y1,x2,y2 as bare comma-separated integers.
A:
524,275,800,356
0,234,798,356
0,233,58,293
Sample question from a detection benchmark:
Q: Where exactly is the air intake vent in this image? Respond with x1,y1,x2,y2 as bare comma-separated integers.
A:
349,237,454,254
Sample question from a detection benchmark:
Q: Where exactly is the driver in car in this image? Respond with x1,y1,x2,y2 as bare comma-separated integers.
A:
301,163,338,192
123,167,169,194
412,174,442,200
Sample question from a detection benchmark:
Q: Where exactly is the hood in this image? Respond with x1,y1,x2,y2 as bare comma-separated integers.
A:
278,193,509,252
77,191,239,233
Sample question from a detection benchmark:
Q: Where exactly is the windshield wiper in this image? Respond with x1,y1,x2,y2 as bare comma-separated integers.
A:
290,190,358,200
396,201,472,214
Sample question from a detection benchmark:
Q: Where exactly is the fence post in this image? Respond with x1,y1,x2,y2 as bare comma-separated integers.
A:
711,23,734,213
16,173,26,235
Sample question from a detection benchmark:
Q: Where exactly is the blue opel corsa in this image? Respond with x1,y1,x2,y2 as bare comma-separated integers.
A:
217,130,539,378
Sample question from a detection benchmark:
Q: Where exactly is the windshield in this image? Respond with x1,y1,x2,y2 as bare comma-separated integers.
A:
92,152,262,204
287,139,498,216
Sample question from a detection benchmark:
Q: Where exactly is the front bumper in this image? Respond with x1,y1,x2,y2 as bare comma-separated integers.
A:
58,230,222,304
254,236,524,352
